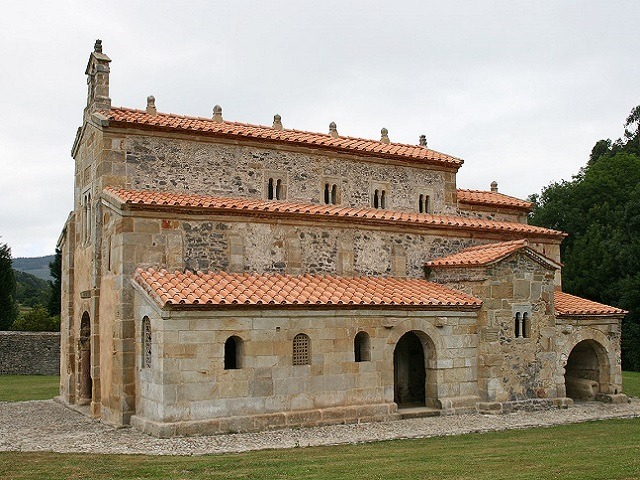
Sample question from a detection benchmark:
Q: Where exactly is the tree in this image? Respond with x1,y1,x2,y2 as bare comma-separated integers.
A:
529,105,640,370
47,247,62,317
0,242,19,330
11,304,60,332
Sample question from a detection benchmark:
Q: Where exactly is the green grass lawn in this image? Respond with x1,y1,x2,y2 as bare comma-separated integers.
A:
0,419,639,479
622,370,640,397
0,375,59,401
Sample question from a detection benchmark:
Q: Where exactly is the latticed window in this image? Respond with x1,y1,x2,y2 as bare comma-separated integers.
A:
292,333,310,365
142,317,151,368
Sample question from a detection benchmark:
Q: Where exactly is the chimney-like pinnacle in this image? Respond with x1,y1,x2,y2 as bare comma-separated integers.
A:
273,114,283,130
490,181,498,193
380,128,390,144
329,122,339,138
419,134,427,147
146,96,157,116
212,105,223,123
94,39,103,53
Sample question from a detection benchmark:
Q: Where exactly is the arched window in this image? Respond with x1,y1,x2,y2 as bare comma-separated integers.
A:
419,194,431,213
522,312,529,338
354,331,371,362
142,316,151,369
323,183,339,205
275,179,283,200
224,336,243,370
373,189,380,208
380,190,386,209
267,178,275,200
514,312,521,338
293,333,310,365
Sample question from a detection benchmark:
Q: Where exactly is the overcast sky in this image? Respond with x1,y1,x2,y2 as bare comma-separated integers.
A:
1,1,638,258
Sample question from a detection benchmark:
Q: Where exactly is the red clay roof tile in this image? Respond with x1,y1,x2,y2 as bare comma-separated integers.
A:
134,268,482,309
101,107,463,169
457,189,532,211
104,187,566,239
554,291,627,317
425,239,561,269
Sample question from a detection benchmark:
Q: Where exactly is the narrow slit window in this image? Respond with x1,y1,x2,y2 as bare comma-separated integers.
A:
515,312,521,338
268,178,275,200
380,190,386,209
331,184,337,204
275,179,283,200
373,189,380,208
324,183,330,204
142,316,151,368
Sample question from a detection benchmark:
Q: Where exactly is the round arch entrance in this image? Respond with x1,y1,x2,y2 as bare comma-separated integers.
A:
564,339,610,401
393,331,437,408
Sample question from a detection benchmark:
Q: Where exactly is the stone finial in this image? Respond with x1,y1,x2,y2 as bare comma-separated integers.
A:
419,134,427,147
491,181,498,193
380,127,390,144
329,122,339,138
273,114,283,130
94,39,103,53
85,39,112,114
212,105,223,123
146,95,157,116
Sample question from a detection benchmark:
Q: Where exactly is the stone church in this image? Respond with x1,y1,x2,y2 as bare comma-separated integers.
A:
58,41,628,437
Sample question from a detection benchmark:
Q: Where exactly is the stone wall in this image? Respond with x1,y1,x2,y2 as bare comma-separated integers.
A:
0,331,60,375
131,295,480,437
122,135,458,215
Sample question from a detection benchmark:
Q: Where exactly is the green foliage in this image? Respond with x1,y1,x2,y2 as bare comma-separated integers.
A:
47,248,62,317
11,304,60,332
0,242,18,330
1,420,640,479
0,375,59,402
14,270,50,307
529,105,640,370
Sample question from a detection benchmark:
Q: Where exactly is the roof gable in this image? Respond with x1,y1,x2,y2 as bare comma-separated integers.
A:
100,107,464,170
425,239,562,270
134,268,482,310
103,188,566,240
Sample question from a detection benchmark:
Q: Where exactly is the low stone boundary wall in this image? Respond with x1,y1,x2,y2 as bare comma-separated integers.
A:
0,331,60,375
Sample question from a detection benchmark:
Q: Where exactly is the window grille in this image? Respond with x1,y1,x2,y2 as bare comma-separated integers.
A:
293,333,310,365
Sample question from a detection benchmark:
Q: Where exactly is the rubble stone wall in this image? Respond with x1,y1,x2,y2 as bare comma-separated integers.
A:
0,331,60,375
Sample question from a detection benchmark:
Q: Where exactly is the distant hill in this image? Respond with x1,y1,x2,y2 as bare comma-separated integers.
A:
13,255,55,281
14,270,50,308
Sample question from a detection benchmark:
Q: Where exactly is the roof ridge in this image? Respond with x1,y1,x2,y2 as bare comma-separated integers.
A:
103,107,464,165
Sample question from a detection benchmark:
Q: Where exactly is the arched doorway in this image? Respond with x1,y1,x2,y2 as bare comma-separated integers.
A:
78,312,92,404
394,331,430,408
564,339,609,401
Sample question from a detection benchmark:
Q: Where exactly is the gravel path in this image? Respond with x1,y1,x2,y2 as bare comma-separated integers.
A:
1,399,639,456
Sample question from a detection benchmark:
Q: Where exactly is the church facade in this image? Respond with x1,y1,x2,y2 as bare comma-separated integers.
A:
58,41,628,437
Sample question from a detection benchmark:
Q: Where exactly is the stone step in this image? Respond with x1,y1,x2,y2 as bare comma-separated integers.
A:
398,406,442,419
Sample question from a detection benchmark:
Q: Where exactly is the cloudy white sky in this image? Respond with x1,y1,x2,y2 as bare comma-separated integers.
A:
0,1,638,258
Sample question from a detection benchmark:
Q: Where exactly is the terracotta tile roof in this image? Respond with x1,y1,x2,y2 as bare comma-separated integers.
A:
100,107,463,169
104,188,566,239
457,189,532,211
134,268,482,309
425,239,561,269
554,291,627,317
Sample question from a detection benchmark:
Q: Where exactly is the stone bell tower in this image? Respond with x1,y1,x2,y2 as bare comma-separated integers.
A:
84,39,111,117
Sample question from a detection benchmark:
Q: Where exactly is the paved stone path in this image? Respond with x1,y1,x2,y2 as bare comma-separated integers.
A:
1,399,639,456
